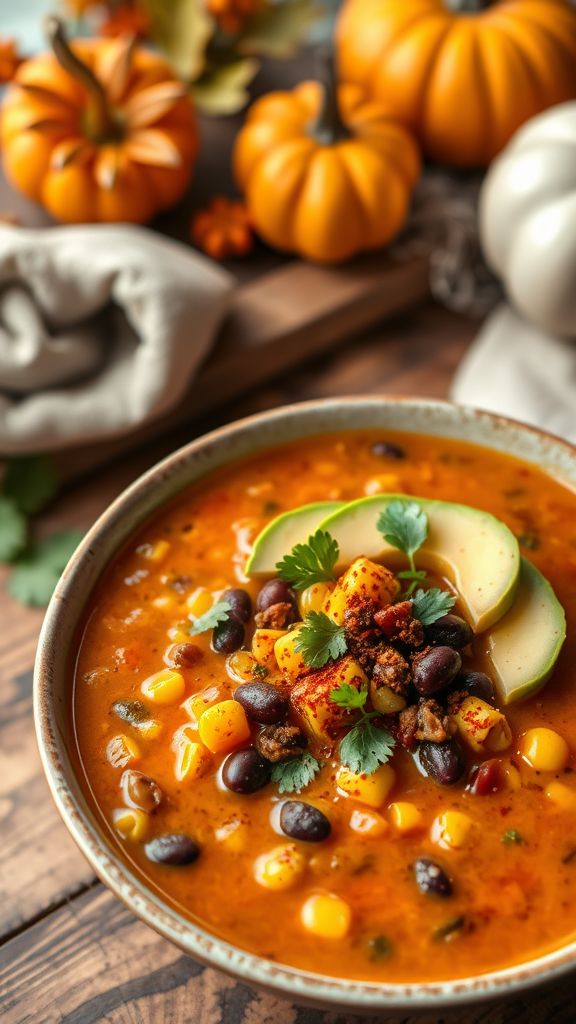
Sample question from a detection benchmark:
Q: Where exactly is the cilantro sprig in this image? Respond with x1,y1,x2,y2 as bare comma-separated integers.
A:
8,530,84,607
271,752,322,794
330,680,396,775
377,500,428,594
188,600,232,635
411,587,456,626
276,530,339,590
295,611,347,668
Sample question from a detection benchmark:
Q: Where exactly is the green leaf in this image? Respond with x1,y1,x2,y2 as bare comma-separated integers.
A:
188,599,232,635
339,720,395,775
36,530,84,569
8,530,83,607
377,500,428,561
330,681,368,711
191,58,259,115
3,455,59,516
271,752,322,794
502,829,524,846
0,497,27,561
142,0,212,80
294,610,347,668
276,529,339,590
239,0,321,58
411,587,456,626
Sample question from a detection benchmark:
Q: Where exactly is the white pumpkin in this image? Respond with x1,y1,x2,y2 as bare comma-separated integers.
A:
480,102,576,339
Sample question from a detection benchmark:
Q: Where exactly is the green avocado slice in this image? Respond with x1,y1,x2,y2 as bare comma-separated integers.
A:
244,501,343,576
482,558,566,705
319,494,520,632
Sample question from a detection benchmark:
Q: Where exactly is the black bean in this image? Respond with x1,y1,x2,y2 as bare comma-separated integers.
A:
419,739,465,786
457,670,496,706
144,834,200,866
468,759,504,796
413,857,453,897
413,646,462,695
168,642,203,668
256,579,298,614
212,617,245,654
222,588,252,623
279,800,331,842
121,769,162,812
425,614,473,650
234,682,288,724
112,699,150,725
370,440,405,460
222,749,271,793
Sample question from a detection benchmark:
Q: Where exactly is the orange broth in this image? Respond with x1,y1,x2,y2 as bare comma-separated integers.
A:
74,430,576,982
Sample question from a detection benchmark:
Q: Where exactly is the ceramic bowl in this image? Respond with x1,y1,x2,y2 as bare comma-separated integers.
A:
34,397,576,1013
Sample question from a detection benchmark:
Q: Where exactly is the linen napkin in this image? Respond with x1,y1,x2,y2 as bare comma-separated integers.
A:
0,224,234,453
451,303,576,444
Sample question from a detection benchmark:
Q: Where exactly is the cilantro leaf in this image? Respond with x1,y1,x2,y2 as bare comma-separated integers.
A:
188,599,232,635
411,587,456,626
339,720,395,775
8,530,83,607
502,829,524,846
0,497,27,561
4,455,58,516
294,610,347,668
276,530,339,590
377,500,428,562
330,681,368,710
271,753,322,794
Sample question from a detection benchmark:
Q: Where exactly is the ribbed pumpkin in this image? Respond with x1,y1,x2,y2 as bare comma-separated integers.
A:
1,18,197,223
234,57,420,263
338,0,576,167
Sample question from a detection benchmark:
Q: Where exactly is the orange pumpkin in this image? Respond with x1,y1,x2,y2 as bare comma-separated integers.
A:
1,18,197,224
338,0,576,167
233,57,420,263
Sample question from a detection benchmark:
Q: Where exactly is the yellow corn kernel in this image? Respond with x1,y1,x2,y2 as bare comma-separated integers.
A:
106,734,141,768
136,719,163,740
370,678,407,713
450,696,512,754
141,668,185,706
298,582,335,617
521,728,570,772
167,621,189,643
226,650,258,684
274,626,307,681
186,587,213,617
215,815,250,853
173,727,212,783
112,807,149,841
389,801,424,835
138,539,170,563
253,629,288,669
431,810,474,850
301,892,351,939
364,474,402,496
291,657,368,743
182,685,224,723
254,844,306,891
152,594,176,611
337,764,396,809
348,808,389,838
323,557,399,625
502,760,522,791
198,699,251,754
545,781,576,811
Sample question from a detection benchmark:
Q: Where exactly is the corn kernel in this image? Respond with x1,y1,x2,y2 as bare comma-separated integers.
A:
323,558,398,625
141,668,185,705
112,807,148,841
370,679,406,713
364,474,402,496
389,801,424,835
138,539,170,563
215,815,250,853
152,595,176,611
253,629,288,669
337,764,396,809
182,685,223,723
502,760,522,791
520,728,570,772
226,650,258,683
301,892,351,939
198,699,251,754
173,727,212,783
254,844,306,890
107,734,141,768
136,719,163,740
186,587,213,617
274,626,307,681
298,583,334,617
545,781,576,811
348,808,389,838
167,622,189,643
431,810,474,850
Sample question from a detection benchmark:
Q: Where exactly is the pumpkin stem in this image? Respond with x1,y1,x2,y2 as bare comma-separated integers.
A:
45,16,116,140
310,49,349,146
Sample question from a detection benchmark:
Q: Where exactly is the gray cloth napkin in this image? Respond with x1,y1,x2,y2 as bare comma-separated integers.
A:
0,224,234,453
451,303,576,443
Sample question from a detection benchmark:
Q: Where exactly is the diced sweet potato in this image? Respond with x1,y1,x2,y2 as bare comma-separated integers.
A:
290,656,368,743
252,628,288,668
323,557,399,624
274,625,308,681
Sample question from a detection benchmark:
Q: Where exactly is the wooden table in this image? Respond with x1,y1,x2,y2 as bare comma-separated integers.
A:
1,301,575,1023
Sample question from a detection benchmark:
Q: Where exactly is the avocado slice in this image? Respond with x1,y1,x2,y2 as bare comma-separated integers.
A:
482,558,566,705
319,495,520,632
245,501,343,576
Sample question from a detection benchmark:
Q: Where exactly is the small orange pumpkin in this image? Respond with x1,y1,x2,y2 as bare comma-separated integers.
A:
1,18,197,224
234,56,420,263
338,0,576,168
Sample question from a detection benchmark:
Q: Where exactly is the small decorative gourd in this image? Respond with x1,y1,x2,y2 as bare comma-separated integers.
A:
233,55,420,264
1,18,197,223
338,0,576,167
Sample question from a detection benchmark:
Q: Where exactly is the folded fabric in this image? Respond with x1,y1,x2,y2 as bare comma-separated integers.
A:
451,303,576,443
0,224,234,453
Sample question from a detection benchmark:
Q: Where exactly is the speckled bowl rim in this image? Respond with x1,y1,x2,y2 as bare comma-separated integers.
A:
34,396,576,1013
